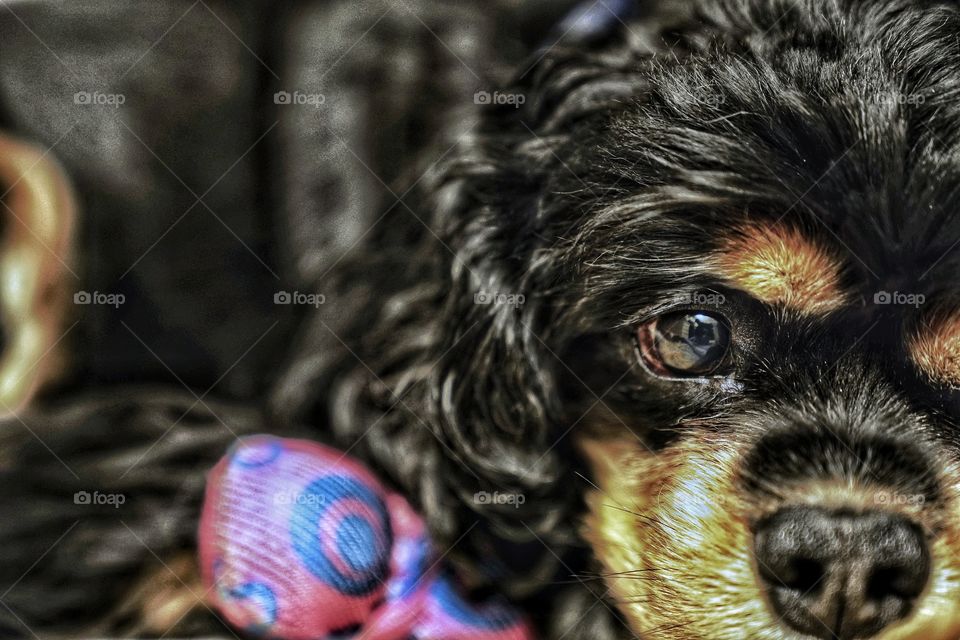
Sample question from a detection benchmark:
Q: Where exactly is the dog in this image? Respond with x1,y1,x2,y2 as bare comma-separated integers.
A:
276,1,960,638
5,1,960,639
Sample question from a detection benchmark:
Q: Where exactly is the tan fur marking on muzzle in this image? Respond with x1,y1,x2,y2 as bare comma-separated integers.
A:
577,433,960,639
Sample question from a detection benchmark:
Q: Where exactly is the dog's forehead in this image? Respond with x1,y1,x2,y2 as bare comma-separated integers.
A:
582,5,960,302
704,216,960,387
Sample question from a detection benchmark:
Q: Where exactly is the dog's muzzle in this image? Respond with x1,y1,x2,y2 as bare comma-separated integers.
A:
743,428,938,639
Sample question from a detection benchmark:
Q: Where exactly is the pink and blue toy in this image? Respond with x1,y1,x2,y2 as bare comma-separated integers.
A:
199,435,535,640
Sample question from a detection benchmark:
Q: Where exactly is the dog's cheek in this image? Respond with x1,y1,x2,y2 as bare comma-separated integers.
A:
880,463,960,640
578,436,782,640
579,438,649,604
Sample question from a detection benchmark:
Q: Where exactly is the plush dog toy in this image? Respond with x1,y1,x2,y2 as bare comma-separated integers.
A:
199,435,534,640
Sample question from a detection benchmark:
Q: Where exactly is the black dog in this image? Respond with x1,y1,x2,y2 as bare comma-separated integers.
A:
6,1,960,639
274,0,960,637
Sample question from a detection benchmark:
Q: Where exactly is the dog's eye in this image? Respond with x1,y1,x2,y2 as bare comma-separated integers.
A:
637,311,730,377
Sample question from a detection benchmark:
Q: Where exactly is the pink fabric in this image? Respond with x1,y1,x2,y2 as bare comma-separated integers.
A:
199,435,534,640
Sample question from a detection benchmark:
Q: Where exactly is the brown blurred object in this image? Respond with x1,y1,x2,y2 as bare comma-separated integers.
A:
0,132,75,416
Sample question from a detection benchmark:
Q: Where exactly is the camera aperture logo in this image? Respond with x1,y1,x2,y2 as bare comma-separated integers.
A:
474,290,525,309
74,90,125,107
274,290,326,308
74,291,125,308
473,491,525,509
274,90,326,108
74,490,125,508
474,90,525,108
874,290,925,308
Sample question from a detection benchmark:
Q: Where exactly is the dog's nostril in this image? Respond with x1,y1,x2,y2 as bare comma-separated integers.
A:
754,506,930,639
781,557,826,595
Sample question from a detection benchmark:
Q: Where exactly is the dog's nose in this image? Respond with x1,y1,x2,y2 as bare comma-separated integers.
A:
754,506,929,639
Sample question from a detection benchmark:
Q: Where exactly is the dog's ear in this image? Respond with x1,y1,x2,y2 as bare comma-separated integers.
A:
267,0,718,599
0,132,76,416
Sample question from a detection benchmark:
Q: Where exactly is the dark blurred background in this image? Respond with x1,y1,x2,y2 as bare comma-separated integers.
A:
0,0,581,402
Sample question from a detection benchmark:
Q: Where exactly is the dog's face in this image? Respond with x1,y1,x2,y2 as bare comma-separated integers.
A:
450,2,960,638
575,160,960,634
577,219,960,639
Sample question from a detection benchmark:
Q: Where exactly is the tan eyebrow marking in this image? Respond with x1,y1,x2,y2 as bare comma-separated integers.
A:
910,314,960,389
714,224,846,313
